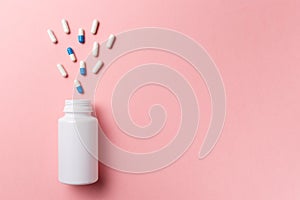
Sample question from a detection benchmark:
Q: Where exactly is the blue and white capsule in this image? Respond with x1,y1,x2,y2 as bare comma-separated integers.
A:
74,79,84,94
79,61,86,75
78,28,85,43
67,47,76,62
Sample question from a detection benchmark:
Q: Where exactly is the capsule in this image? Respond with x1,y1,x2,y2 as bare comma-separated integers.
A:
67,47,76,62
61,19,70,34
78,28,85,43
106,34,116,49
92,42,99,57
47,29,57,43
91,19,99,34
92,60,104,74
57,64,67,78
80,61,86,75
74,79,84,94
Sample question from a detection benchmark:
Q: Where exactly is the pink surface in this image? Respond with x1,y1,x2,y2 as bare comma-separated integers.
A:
0,0,300,199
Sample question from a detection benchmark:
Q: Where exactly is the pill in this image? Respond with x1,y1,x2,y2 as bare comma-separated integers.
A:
57,64,68,78
67,47,76,62
47,29,57,43
91,19,99,34
92,42,99,57
80,61,86,75
106,34,116,49
78,28,85,43
92,60,104,74
74,79,84,94
61,19,70,34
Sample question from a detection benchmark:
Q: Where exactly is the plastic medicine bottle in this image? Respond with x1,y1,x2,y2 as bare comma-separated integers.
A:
58,99,98,185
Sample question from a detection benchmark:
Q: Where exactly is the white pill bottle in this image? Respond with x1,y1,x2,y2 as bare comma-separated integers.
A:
58,99,98,185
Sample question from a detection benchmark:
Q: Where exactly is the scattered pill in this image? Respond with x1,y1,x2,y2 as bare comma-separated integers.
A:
80,61,86,75
91,19,99,34
47,29,57,43
61,19,70,34
92,42,99,57
106,34,116,49
57,64,68,78
67,47,76,62
74,79,84,94
78,28,85,43
92,60,104,74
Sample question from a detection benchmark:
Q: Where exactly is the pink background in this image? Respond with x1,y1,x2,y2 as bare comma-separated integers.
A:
1,0,300,199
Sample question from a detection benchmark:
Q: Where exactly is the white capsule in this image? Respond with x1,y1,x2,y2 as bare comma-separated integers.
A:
47,29,57,43
61,19,70,34
92,60,104,74
106,34,116,49
91,19,99,34
92,42,99,57
57,64,67,77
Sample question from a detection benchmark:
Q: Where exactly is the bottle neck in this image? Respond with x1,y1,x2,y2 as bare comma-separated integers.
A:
63,99,93,113
64,112,92,117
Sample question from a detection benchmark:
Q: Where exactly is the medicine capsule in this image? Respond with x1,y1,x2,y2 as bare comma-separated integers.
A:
61,19,70,34
80,61,86,75
74,79,84,94
67,47,76,62
47,29,57,43
92,42,99,57
92,60,104,74
57,64,68,78
106,34,116,49
78,28,85,43
91,19,99,34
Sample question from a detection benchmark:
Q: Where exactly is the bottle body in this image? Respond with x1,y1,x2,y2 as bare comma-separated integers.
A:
58,100,98,185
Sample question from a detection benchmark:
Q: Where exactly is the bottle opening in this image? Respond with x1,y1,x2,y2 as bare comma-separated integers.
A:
64,99,93,113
